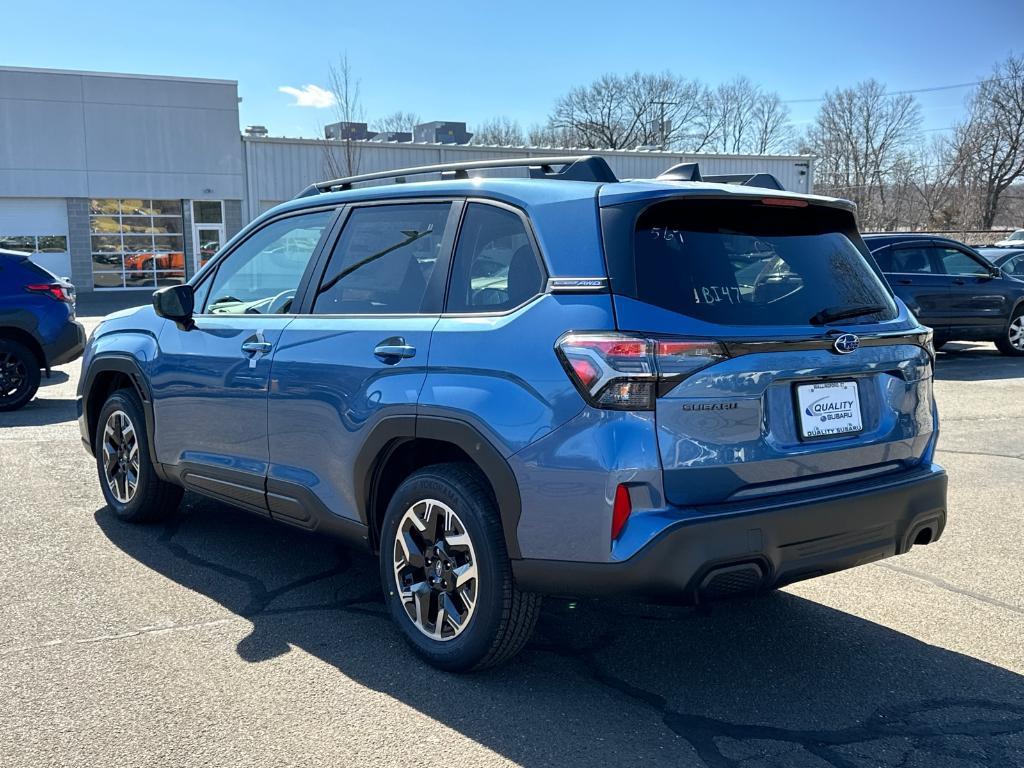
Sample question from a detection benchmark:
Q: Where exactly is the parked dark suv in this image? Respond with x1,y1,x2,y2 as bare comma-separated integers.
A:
864,234,1024,354
79,158,947,671
0,249,85,410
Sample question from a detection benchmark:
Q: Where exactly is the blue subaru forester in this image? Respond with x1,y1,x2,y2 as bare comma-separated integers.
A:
78,157,947,671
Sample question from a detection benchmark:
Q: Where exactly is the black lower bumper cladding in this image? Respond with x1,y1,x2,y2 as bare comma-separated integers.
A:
513,466,947,602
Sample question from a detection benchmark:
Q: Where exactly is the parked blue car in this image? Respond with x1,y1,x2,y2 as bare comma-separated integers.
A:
0,249,85,411
864,234,1024,354
78,157,947,671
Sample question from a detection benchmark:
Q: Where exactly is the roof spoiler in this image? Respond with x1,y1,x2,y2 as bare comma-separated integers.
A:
656,163,785,191
296,155,619,197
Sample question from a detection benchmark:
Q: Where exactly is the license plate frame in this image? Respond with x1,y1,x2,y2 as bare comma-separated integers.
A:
793,379,864,441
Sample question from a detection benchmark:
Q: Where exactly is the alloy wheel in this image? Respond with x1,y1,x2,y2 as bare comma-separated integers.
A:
1009,316,1024,351
102,410,140,504
0,350,27,399
392,499,479,641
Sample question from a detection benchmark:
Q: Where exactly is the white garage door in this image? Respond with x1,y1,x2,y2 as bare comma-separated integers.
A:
0,198,71,278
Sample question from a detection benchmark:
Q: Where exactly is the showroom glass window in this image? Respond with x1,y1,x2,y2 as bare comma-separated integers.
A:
89,199,185,289
0,235,68,254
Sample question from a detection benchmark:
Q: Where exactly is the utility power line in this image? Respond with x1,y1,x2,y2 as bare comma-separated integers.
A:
782,75,1014,105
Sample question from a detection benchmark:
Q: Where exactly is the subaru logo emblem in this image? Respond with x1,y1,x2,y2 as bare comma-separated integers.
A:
833,334,860,354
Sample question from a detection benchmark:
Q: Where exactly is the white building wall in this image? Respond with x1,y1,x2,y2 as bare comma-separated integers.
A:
0,67,245,201
242,137,815,221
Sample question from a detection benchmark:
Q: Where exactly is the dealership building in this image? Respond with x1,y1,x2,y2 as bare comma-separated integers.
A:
1,66,816,296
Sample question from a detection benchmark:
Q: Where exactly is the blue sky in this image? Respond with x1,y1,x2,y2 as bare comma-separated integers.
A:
5,0,1022,142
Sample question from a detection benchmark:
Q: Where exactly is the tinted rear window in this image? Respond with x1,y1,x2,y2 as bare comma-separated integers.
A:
633,200,897,326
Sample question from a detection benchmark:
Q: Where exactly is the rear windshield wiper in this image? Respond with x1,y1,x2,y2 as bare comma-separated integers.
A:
809,304,887,325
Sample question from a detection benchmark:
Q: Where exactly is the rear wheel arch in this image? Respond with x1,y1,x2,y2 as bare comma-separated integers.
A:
0,326,45,369
358,416,523,558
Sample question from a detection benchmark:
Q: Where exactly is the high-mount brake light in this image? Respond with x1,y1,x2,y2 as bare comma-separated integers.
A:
555,332,729,410
760,197,808,208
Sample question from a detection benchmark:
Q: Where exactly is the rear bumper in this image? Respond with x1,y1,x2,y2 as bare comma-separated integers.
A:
512,464,947,601
43,320,86,367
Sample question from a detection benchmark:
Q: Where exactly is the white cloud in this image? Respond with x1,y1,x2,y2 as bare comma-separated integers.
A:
278,84,336,109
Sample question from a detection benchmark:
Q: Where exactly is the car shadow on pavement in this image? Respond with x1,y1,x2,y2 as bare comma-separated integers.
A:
935,344,1024,382
0,397,78,428
95,497,1024,768
39,370,70,387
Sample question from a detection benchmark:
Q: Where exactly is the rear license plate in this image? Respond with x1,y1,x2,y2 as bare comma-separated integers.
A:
795,380,863,439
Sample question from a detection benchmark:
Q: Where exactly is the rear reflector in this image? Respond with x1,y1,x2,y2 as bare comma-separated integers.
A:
611,484,632,540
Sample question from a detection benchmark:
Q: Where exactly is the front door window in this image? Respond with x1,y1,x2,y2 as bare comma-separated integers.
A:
201,210,334,315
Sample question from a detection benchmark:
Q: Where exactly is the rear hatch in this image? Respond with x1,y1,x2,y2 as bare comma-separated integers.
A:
599,192,935,506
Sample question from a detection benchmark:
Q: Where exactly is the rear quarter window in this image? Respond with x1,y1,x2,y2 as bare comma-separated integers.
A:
632,200,898,326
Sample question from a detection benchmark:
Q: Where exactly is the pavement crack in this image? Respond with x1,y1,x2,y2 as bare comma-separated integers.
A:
156,513,359,618
876,562,1024,617
0,618,235,657
530,624,1024,767
935,447,1024,462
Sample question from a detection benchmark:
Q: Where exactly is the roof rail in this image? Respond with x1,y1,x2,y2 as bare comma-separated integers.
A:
296,155,619,197
656,163,785,191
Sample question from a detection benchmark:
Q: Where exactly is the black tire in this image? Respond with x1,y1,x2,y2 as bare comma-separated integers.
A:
379,462,541,672
0,338,41,412
95,388,182,522
995,308,1024,356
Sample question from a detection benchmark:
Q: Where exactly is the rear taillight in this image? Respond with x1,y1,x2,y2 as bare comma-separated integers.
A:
556,332,729,410
26,283,73,302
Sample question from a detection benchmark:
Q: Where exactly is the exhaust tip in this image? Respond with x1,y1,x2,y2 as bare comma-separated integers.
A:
913,527,934,546
698,562,765,602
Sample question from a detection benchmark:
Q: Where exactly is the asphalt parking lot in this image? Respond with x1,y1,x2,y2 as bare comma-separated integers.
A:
1,314,1022,768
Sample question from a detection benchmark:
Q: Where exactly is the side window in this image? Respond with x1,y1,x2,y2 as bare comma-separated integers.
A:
1005,255,1024,277
202,210,333,314
446,204,544,313
870,246,894,272
313,203,451,315
889,247,934,274
935,247,989,276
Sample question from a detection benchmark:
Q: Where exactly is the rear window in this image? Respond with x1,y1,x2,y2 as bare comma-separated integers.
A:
632,200,897,326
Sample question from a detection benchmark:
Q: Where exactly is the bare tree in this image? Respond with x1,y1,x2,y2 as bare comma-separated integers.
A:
471,117,526,146
373,110,420,135
750,92,794,154
906,136,967,229
704,78,793,154
948,55,1024,229
806,79,922,228
322,54,364,177
707,77,759,153
547,71,715,150
527,122,576,147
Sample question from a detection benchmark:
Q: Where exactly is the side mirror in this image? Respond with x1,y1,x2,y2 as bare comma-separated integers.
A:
153,284,195,326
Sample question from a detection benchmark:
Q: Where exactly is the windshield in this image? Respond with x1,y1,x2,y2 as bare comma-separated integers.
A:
632,200,898,326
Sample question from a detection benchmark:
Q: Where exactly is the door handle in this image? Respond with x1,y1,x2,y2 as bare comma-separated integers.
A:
953,278,965,285
896,278,912,285
374,337,416,362
241,329,272,356
241,341,273,355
